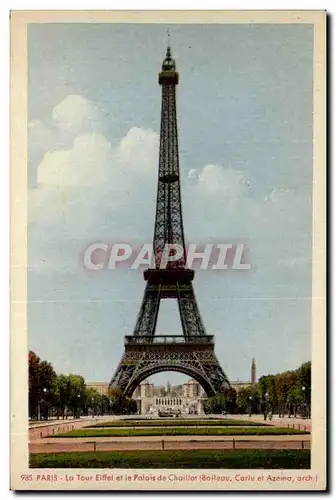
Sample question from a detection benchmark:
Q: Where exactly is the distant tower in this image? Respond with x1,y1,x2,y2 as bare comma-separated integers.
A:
251,357,256,384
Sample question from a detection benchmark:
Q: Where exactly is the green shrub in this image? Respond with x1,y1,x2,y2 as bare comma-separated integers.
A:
54,427,309,438
89,419,270,428
30,449,310,469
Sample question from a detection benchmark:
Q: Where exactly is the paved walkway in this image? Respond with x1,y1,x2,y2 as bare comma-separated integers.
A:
29,417,95,428
230,415,311,431
29,417,108,440
30,435,311,454
29,414,312,455
29,418,310,441
33,433,311,443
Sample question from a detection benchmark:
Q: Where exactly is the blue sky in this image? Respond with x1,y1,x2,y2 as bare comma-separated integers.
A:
28,23,313,386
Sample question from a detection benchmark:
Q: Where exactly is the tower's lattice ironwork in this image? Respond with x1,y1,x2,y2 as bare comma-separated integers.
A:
109,47,230,397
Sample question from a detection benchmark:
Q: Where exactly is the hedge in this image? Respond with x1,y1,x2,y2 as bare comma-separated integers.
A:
89,419,270,428
54,427,309,438
30,449,310,469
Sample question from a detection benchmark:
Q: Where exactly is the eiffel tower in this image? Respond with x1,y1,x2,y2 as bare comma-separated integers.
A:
109,45,230,397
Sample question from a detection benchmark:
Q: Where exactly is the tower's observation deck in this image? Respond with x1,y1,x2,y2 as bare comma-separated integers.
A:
159,47,179,85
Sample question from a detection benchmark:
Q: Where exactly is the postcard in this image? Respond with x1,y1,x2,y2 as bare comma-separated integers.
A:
10,10,326,491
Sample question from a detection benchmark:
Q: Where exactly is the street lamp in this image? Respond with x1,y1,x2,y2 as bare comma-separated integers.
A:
286,397,291,418
37,387,48,421
76,394,81,419
302,386,307,418
248,396,252,417
263,392,269,421
43,388,48,420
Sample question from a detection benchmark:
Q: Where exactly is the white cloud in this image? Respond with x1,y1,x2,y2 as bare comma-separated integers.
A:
28,94,311,278
28,96,161,272
28,120,55,182
184,163,311,275
52,94,101,136
28,120,54,152
37,133,113,187
197,164,249,202
28,95,105,175
117,127,159,174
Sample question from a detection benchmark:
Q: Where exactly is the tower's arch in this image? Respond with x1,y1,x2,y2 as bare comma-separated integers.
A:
125,364,215,398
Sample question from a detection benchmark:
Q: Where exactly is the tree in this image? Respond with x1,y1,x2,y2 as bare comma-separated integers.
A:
85,388,101,416
204,388,237,414
275,372,291,417
67,375,86,418
108,388,138,415
51,374,86,419
297,361,311,387
257,363,311,418
28,350,311,421
29,351,40,419
297,362,311,409
233,384,260,415
258,375,277,413
28,351,56,419
287,384,303,417
53,375,72,419
223,387,237,413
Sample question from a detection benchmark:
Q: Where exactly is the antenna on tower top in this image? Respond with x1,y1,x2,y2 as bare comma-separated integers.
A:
166,28,171,58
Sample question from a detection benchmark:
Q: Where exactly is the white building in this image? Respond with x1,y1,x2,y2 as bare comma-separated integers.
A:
134,378,205,415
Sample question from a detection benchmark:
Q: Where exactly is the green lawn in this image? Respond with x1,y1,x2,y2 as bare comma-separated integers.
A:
89,419,270,428
30,449,310,469
53,427,309,438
